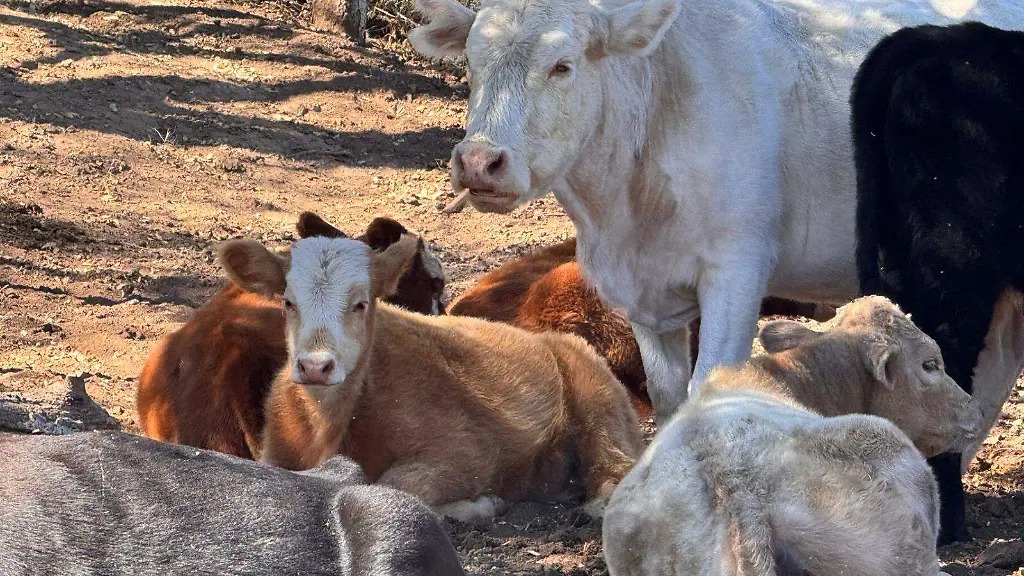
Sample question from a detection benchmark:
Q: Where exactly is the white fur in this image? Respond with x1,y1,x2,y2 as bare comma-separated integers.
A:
412,0,1024,422
604,385,944,576
435,495,506,525
285,238,372,385
409,0,476,59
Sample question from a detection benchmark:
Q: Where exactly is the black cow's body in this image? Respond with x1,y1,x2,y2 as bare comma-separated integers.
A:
853,21,1024,544
0,431,465,575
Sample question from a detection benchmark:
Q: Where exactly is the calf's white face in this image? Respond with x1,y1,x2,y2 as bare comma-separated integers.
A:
217,235,420,388
410,0,681,213
281,238,372,386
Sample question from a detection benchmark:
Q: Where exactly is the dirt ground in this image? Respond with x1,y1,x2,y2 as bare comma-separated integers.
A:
0,0,1021,573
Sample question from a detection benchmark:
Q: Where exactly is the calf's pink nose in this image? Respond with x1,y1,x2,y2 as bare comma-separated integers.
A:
456,142,507,190
297,355,335,385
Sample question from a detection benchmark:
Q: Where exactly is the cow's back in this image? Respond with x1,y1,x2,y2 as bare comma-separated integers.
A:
447,238,576,323
354,306,598,497
604,391,937,575
136,282,286,458
0,431,464,575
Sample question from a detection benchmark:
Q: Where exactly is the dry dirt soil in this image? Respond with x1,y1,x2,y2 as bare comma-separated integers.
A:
0,0,1021,574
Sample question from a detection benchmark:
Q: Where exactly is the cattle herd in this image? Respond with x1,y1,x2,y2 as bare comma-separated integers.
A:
1,0,1022,574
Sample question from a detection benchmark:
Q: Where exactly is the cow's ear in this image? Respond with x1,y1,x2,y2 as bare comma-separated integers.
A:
218,239,289,298
594,0,681,58
758,320,820,353
370,235,419,298
409,0,476,59
363,217,408,251
862,333,900,390
296,212,347,239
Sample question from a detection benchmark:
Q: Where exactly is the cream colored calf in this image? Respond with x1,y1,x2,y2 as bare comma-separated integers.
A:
604,296,981,576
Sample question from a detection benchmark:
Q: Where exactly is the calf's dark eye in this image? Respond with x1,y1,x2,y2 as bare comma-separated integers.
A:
550,62,571,77
282,298,294,310
922,359,939,372
352,301,367,313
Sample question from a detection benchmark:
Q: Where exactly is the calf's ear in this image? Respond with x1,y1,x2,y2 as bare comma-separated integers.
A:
758,320,820,353
363,217,409,251
862,333,900,389
409,0,476,59
594,0,681,58
371,235,420,298
217,239,289,298
296,212,347,239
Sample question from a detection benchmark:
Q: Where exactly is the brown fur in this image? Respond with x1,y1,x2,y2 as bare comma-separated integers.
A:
448,238,836,417
263,306,642,509
137,283,283,458
136,214,444,459
251,237,642,516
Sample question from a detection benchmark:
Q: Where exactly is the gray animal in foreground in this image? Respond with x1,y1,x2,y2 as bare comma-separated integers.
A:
603,296,980,576
0,431,465,576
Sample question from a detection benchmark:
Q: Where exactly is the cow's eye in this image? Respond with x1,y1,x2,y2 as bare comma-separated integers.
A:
282,298,294,311
550,62,572,77
922,359,939,372
352,301,367,313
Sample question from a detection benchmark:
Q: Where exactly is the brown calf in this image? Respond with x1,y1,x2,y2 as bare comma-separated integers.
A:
448,238,836,414
219,234,642,523
136,213,445,459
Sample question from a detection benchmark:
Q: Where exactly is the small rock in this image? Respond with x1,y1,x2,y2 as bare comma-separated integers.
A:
940,562,970,576
38,322,61,334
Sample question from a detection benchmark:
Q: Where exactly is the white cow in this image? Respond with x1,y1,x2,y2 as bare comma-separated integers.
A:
409,0,1024,427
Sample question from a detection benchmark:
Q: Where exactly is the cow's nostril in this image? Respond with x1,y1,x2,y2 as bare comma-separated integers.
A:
486,152,505,176
298,361,307,374
322,360,335,376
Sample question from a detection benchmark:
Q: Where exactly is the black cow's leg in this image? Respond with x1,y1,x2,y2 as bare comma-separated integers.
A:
885,264,1000,544
916,298,996,545
929,452,967,545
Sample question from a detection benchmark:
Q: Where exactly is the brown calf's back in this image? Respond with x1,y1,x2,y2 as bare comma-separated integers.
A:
137,283,284,458
448,238,836,416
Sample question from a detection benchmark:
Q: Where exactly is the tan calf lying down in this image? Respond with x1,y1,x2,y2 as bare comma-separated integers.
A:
218,234,643,523
603,296,981,576
136,213,445,460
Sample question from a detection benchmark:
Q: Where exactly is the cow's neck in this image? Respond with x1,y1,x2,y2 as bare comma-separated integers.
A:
560,45,691,258
751,340,873,417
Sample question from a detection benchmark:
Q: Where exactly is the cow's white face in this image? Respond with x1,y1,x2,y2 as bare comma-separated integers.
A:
411,0,681,213
218,235,421,388
282,238,372,386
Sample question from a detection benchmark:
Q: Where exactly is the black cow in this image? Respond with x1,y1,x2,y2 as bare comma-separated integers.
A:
0,431,465,575
853,21,1024,544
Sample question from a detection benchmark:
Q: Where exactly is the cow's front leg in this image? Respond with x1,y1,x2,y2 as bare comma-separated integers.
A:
630,322,692,425
690,266,769,394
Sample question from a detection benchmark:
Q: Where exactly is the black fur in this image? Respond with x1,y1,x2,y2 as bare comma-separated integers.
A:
0,431,465,575
852,21,1024,544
